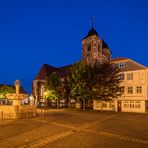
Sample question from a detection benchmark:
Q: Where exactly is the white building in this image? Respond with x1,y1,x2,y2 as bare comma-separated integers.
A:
94,57,148,113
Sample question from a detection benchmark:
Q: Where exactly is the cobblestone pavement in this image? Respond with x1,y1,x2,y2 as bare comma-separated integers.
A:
0,109,148,148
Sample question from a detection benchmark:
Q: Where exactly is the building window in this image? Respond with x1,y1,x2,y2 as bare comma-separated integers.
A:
123,101,141,109
136,86,142,94
112,64,118,68
103,102,107,108
71,99,76,103
109,101,114,108
120,86,125,94
119,62,125,68
127,73,133,80
87,44,91,52
119,73,125,80
127,87,133,94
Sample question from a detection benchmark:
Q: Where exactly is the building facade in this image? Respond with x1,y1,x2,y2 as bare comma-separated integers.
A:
32,64,71,107
32,26,111,108
82,27,111,65
32,26,148,113
94,58,148,113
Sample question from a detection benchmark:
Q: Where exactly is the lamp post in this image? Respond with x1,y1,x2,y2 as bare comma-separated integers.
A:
43,91,48,118
44,91,48,107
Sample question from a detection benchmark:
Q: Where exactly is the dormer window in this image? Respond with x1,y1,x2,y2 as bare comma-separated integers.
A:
119,62,125,68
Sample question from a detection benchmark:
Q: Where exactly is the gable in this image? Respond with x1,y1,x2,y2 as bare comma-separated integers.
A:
111,58,146,72
34,64,72,80
34,64,57,80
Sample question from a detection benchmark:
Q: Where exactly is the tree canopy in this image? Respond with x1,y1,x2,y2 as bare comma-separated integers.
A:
67,61,92,105
0,85,15,99
44,61,121,110
91,62,121,101
45,72,69,108
45,72,61,100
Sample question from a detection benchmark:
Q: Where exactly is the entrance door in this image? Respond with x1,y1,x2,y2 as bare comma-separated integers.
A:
117,101,122,112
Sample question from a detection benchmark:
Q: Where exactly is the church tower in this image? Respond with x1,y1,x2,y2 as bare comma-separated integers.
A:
82,21,111,65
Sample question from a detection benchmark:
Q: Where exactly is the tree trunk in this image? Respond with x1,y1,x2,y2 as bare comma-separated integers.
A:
68,98,71,109
57,99,59,109
83,99,85,110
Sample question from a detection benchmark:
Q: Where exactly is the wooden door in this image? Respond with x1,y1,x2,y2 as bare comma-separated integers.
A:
118,101,122,112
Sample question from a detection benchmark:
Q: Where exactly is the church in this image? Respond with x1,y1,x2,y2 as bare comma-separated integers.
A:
32,25,148,113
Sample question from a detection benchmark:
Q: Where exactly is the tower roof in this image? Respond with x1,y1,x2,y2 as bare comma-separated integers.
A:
102,40,109,49
82,27,99,40
87,28,98,37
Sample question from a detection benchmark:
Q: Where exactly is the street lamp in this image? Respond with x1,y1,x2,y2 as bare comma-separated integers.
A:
43,91,48,117
43,91,48,107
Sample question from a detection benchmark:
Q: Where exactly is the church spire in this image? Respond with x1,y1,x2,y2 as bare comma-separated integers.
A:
92,16,95,29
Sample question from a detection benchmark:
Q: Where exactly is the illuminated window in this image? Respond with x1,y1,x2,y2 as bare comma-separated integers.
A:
103,103,107,107
136,86,142,94
109,101,114,107
127,73,133,80
71,99,76,103
127,87,133,94
123,101,141,109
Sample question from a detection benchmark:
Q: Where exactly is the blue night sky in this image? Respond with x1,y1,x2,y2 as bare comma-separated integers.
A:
0,0,148,93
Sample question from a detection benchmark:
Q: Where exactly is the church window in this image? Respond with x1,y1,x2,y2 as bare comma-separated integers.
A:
87,44,91,52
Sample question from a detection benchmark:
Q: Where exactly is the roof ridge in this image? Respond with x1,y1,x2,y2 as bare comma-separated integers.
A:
34,64,57,80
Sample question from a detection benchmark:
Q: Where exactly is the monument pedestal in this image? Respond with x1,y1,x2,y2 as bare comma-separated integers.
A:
13,99,21,106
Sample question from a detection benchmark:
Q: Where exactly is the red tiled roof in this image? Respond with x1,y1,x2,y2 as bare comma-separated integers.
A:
110,57,128,62
55,65,71,78
34,64,57,80
34,64,72,80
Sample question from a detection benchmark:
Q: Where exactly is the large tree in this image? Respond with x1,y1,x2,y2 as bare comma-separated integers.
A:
45,72,68,108
67,61,92,110
91,62,121,110
45,72,61,108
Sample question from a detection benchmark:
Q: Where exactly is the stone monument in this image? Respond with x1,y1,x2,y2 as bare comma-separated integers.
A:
0,80,36,119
